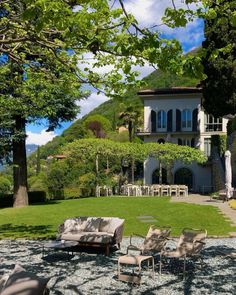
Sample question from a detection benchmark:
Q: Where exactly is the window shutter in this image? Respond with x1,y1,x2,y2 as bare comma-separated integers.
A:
191,138,195,147
151,110,156,132
192,108,198,131
167,110,173,132
176,109,181,131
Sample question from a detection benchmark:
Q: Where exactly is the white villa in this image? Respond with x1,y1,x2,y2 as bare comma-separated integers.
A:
137,87,228,193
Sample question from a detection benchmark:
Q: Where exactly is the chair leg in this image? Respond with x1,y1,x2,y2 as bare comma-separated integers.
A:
151,257,155,278
159,254,162,275
183,256,186,278
105,245,109,256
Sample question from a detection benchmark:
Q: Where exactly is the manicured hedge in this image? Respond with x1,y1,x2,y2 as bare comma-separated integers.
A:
0,191,47,208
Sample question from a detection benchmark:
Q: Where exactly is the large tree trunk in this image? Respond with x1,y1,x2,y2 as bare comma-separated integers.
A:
13,116,28,207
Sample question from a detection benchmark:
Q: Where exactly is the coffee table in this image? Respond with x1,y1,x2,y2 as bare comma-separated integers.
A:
42,240,79,258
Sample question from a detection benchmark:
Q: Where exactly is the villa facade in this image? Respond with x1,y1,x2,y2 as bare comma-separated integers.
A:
137,87,228,193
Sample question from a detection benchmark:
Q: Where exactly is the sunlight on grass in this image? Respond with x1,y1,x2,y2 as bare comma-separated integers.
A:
0,197,235,238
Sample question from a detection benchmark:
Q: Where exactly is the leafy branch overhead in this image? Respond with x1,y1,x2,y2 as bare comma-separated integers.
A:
1,0,227,97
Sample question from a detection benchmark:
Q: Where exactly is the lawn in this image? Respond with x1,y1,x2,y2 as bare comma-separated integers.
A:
0,197,235,239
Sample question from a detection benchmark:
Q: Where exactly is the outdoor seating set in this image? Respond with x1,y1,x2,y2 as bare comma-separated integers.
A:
120,184,188,197
96,184,188,197
118,226,207,283
0,219,206,294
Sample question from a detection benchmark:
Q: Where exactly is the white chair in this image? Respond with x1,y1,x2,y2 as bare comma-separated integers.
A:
170,185,179,197
179,185,188,197
151,185,161,196
161,185,170,196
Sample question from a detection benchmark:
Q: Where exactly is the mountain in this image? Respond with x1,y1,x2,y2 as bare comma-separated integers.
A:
38,62,199,158
26,144,38,156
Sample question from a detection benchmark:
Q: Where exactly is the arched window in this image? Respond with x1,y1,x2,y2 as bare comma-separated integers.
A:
182,109,192,129
157,110,166,129
174,168,193,189
152,168,167,184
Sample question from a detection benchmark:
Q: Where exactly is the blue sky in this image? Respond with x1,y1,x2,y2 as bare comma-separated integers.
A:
26,0,204,145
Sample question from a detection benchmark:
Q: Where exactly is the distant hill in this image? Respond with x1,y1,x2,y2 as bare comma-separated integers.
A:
38,55,200,158
26,144,38,156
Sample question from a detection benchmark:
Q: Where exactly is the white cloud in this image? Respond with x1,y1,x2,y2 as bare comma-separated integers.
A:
26,130,57,146
77,92,110,119
124,0,203,51
125,0,200,29
76,61,154,119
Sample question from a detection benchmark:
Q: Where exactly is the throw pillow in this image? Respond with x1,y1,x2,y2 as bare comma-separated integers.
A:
99,217,111,232
63,218,78,233
1,264,50,295
83,217,101,232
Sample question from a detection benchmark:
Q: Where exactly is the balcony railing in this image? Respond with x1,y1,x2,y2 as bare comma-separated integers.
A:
136,128,199,135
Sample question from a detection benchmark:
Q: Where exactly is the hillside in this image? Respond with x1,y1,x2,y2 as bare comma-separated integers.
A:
39,68,199,158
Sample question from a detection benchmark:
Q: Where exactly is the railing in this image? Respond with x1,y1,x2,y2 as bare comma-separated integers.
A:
136,128,199,135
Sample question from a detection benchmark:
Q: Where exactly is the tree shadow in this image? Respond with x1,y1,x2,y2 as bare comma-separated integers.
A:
0,240,235,294
0,224,54,238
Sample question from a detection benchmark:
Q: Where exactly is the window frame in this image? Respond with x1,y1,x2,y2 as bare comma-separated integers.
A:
182,109,192,130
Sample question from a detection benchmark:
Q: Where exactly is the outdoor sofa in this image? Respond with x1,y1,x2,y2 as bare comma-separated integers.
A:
57,216,125,255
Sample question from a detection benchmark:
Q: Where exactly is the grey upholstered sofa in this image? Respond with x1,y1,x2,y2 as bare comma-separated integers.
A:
57,216,125,255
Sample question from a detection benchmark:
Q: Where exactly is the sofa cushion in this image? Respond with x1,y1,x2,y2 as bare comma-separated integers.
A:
63,218,78,233
83,217,101,232
99,218,112,232
61,232,113,244
1,264,50,295
61,232,85,241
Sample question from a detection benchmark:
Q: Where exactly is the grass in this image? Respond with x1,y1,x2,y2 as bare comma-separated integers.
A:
0,197,235,239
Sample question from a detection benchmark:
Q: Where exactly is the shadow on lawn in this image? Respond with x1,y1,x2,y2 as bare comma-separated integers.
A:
0,223,54,237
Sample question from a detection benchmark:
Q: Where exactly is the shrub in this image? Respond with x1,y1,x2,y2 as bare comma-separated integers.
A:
0,191,46,208
28,173,47,192
64,187,81,199
28,191,47,203
0,177,11,195
79,172,96,197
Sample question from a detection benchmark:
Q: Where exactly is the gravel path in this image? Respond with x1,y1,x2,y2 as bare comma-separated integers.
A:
0,238,235,295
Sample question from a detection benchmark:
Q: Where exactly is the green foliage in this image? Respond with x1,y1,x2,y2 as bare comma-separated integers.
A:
0,176,11,195
46,161,69,199
83,114,112,138
79,172,96,197
211,135,227,156
28,172,47,192
63,187,81,199
145,142,207,166
201,0,236,117
227,117,236,135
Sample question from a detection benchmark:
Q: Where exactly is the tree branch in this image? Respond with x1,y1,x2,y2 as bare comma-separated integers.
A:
118,0,149,36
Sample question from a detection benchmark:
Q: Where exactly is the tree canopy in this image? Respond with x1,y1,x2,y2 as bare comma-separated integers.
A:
201,0,236,117
0,0,233,206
